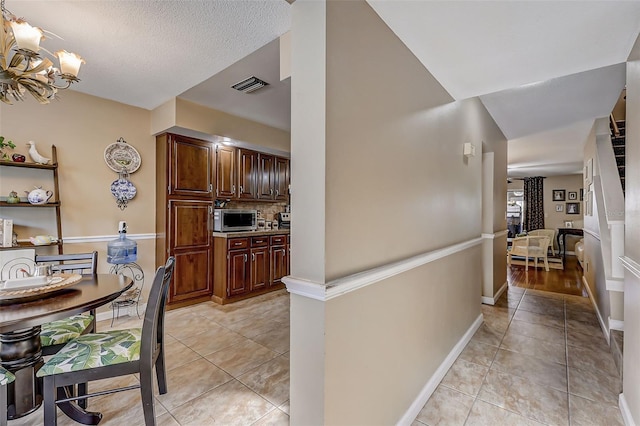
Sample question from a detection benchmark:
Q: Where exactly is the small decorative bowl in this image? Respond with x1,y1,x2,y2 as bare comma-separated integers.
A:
12,154,26,162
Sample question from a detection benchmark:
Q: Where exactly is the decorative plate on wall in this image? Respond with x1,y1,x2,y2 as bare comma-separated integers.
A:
104,139,141,173
110,178,137,200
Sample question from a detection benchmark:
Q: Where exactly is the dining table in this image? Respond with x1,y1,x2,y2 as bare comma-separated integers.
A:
0,273,133,422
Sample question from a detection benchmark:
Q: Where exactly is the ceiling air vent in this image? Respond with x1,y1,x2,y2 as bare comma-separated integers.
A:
231,76,269,93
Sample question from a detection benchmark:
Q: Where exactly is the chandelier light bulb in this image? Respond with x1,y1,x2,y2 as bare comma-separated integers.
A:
9,20,43,52
0,0,86,104
55,50,85,77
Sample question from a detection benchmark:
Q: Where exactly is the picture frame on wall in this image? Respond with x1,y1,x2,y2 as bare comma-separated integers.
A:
556,204,564,212
566,202,580,215
565,221,573,228
553,190,566,201
568,191,578,200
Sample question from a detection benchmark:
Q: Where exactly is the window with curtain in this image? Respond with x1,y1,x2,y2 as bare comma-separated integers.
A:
523,176,545,232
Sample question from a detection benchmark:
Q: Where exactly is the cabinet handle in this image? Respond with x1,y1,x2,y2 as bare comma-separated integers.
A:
209,183,213,193
244,254,248,262
232,185,236,193
276,190,279,197
240,185,244,194
270,188,273,195
234,242,242,246
216,188,219,197
252,253,255,261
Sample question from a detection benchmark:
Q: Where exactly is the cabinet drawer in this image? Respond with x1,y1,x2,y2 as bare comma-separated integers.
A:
270,235,286,246
228,238,249,250
251,237,268,247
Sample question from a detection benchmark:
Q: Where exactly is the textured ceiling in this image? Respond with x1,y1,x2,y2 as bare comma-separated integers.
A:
8,0,291,110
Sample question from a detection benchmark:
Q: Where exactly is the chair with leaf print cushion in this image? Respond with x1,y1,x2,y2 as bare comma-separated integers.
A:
0,367,15,426
38,257,175,426
35,252,98,356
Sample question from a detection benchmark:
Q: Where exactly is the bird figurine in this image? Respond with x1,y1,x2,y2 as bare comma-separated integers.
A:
26,141,50,164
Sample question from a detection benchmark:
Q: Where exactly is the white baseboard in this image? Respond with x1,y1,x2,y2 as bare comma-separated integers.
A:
396,314,483,426
582,275,609,344
620,393,637,426
481,281,507,305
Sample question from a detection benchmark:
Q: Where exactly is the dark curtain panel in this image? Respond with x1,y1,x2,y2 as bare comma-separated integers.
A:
523,176,545,232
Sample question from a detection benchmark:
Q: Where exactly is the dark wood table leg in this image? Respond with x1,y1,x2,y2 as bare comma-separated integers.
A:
0,328,43,419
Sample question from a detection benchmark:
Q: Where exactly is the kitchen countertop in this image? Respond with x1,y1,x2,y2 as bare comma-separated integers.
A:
212,229,290,238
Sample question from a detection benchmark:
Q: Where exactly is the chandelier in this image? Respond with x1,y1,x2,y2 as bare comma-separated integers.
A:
0,0,84,104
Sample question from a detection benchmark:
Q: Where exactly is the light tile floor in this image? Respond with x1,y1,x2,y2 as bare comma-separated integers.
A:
414,286,624,426
10,285,622,425
10,289,291,426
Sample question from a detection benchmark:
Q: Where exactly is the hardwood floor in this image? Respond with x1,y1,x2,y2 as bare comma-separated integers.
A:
508,255,588,297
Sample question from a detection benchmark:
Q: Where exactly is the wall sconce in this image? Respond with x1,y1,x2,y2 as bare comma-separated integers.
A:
463,143,476,158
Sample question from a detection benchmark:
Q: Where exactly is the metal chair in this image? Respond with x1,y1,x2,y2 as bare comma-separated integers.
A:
0,368,15,426
108,263,145,326
35,252,98,356
38,257,175,426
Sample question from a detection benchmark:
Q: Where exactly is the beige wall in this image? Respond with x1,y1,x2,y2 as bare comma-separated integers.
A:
323,0,505,281
0,91,157,302
544,174,585,231
324,247,481,425
289,0,504,423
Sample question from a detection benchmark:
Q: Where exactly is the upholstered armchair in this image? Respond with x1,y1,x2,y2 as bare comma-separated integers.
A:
508,235,550,271
527,229,557,256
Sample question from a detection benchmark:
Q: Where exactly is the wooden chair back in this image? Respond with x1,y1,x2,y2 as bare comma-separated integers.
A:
35,252,98,276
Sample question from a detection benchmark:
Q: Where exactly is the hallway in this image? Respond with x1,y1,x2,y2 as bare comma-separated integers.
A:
414,264,623,425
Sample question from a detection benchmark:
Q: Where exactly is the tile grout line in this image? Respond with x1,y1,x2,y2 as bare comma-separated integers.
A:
462,288,525,425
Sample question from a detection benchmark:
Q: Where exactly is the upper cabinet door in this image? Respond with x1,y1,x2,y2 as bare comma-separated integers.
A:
169,135,215,198
274,157,290,201
237,148,258,200
216,145,237,199
258,154,275,200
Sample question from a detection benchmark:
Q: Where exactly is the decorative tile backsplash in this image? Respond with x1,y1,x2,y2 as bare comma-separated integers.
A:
224,201,287,222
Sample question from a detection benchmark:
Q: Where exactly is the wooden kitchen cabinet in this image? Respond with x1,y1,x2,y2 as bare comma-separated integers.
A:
167,134,215,198
270,234,288,287
213,233,288,304
237,148,258,200
167,199,213,303
216,145,236,199
257,154,289,202
156,133,215,308
274,157,290,202
258,153,275,199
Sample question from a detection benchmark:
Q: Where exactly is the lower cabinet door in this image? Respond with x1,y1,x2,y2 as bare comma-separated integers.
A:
251,247,269,291
270,246,287,286
170,248,212,302
228,250,249,297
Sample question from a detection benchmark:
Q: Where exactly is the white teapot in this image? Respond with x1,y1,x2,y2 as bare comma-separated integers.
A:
25,186,53,205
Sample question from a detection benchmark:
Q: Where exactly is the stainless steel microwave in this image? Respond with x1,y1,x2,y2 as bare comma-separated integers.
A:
213,209,257,232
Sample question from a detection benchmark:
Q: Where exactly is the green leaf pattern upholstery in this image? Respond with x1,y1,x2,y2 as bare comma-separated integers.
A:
0,367,14,385
37,328,141,377
40,315,94,347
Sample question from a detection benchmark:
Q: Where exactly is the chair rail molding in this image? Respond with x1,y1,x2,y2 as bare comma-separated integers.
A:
621,256,640,280
284,237,483,301
61,233,158,244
